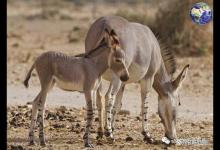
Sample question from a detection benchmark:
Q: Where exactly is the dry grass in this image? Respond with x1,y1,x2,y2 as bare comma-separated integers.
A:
116,0,213,56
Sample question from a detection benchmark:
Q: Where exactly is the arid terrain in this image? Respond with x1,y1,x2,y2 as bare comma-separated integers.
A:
7,1,213,149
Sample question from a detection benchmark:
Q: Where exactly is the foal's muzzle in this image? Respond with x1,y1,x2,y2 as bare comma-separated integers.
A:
120,75,129,82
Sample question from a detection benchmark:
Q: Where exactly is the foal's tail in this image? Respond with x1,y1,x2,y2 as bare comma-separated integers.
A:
23,62,35,88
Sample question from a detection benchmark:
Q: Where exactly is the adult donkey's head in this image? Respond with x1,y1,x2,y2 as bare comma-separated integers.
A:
157,64,189,141
104,29,129,82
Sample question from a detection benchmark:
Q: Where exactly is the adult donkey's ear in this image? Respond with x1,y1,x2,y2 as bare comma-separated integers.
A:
172,64,190,91
105,28,120,49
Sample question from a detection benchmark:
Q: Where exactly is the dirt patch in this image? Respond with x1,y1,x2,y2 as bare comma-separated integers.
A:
7,105,213,150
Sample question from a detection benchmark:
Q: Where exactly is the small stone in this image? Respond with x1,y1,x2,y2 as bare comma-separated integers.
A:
75,130,80,134
125,136,133,142
200,125,205,129
59,106,67,113
53,123,65,128
75,123,80,128
12,43,19,47
191,123,197,126
18,105,28,109
136,116,141,121
121,118,126,121
80,128,84,132
66,140,74,144
11,145,24,150
118,110,130,116
95,117,99,122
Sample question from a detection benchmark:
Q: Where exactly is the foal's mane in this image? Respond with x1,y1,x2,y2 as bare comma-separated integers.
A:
75,39,108,58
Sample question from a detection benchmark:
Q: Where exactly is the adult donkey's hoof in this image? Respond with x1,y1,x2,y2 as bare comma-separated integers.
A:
106,136,115,144
104,131,115,144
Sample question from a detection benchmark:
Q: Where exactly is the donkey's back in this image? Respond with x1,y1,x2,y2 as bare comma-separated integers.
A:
24,51,96,92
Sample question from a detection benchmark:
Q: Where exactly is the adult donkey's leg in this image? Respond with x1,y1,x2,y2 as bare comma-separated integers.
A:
111,84,125,130
96,83,105,141
140,77,155,144
104,76,122,143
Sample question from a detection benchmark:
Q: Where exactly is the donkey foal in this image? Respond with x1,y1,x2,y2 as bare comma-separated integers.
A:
23,41,129,148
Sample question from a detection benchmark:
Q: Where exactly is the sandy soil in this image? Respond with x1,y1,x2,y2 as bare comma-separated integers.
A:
7,1,213,149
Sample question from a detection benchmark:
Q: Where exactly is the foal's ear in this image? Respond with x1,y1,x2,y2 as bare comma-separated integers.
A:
105,29,120,49
172,64,190,91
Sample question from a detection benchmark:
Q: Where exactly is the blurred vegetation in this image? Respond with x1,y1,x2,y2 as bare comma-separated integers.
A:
116,0,213,56
7,0,213,56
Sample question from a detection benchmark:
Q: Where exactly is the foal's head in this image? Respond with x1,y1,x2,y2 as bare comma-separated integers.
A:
105,29,129,82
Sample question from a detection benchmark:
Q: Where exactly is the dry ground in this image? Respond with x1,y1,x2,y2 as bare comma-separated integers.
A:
7,1,213,149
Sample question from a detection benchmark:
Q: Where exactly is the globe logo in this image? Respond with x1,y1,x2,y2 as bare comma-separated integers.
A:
190,2,212,25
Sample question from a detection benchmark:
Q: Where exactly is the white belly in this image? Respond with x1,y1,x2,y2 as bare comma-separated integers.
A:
102,63,148,83
54,77,84,92
127,62,148,83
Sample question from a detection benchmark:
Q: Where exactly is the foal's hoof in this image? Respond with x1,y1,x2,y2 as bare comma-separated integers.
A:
84,143,94,148
143,136,155,144
96,132,103,140
28,141,35,146
40,142,47,146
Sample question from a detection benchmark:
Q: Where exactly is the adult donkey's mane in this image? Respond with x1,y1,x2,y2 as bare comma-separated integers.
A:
157,34,176,76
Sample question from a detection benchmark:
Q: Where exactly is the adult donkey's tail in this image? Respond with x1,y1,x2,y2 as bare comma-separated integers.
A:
23,62,35,88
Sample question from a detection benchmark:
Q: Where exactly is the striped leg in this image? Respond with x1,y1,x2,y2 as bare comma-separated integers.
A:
104,77,121,143
111,84,125,130
96,84,104,140
140,78,154,144
83,91,94,148
37,91,48,146
28,93,41,145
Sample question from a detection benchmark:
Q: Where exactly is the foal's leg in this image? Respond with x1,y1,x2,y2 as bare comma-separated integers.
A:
96,84,105,140
111,84,125,130
140,77,155,144
37,89,49,146
28,93,41,145
83,90,94,148
104,76,121,143
37,73,54,145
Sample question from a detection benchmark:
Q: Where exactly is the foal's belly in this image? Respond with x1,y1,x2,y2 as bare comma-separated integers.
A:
54,76,84,92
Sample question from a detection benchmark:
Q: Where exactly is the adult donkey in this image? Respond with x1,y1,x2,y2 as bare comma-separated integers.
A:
85,16,189,144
